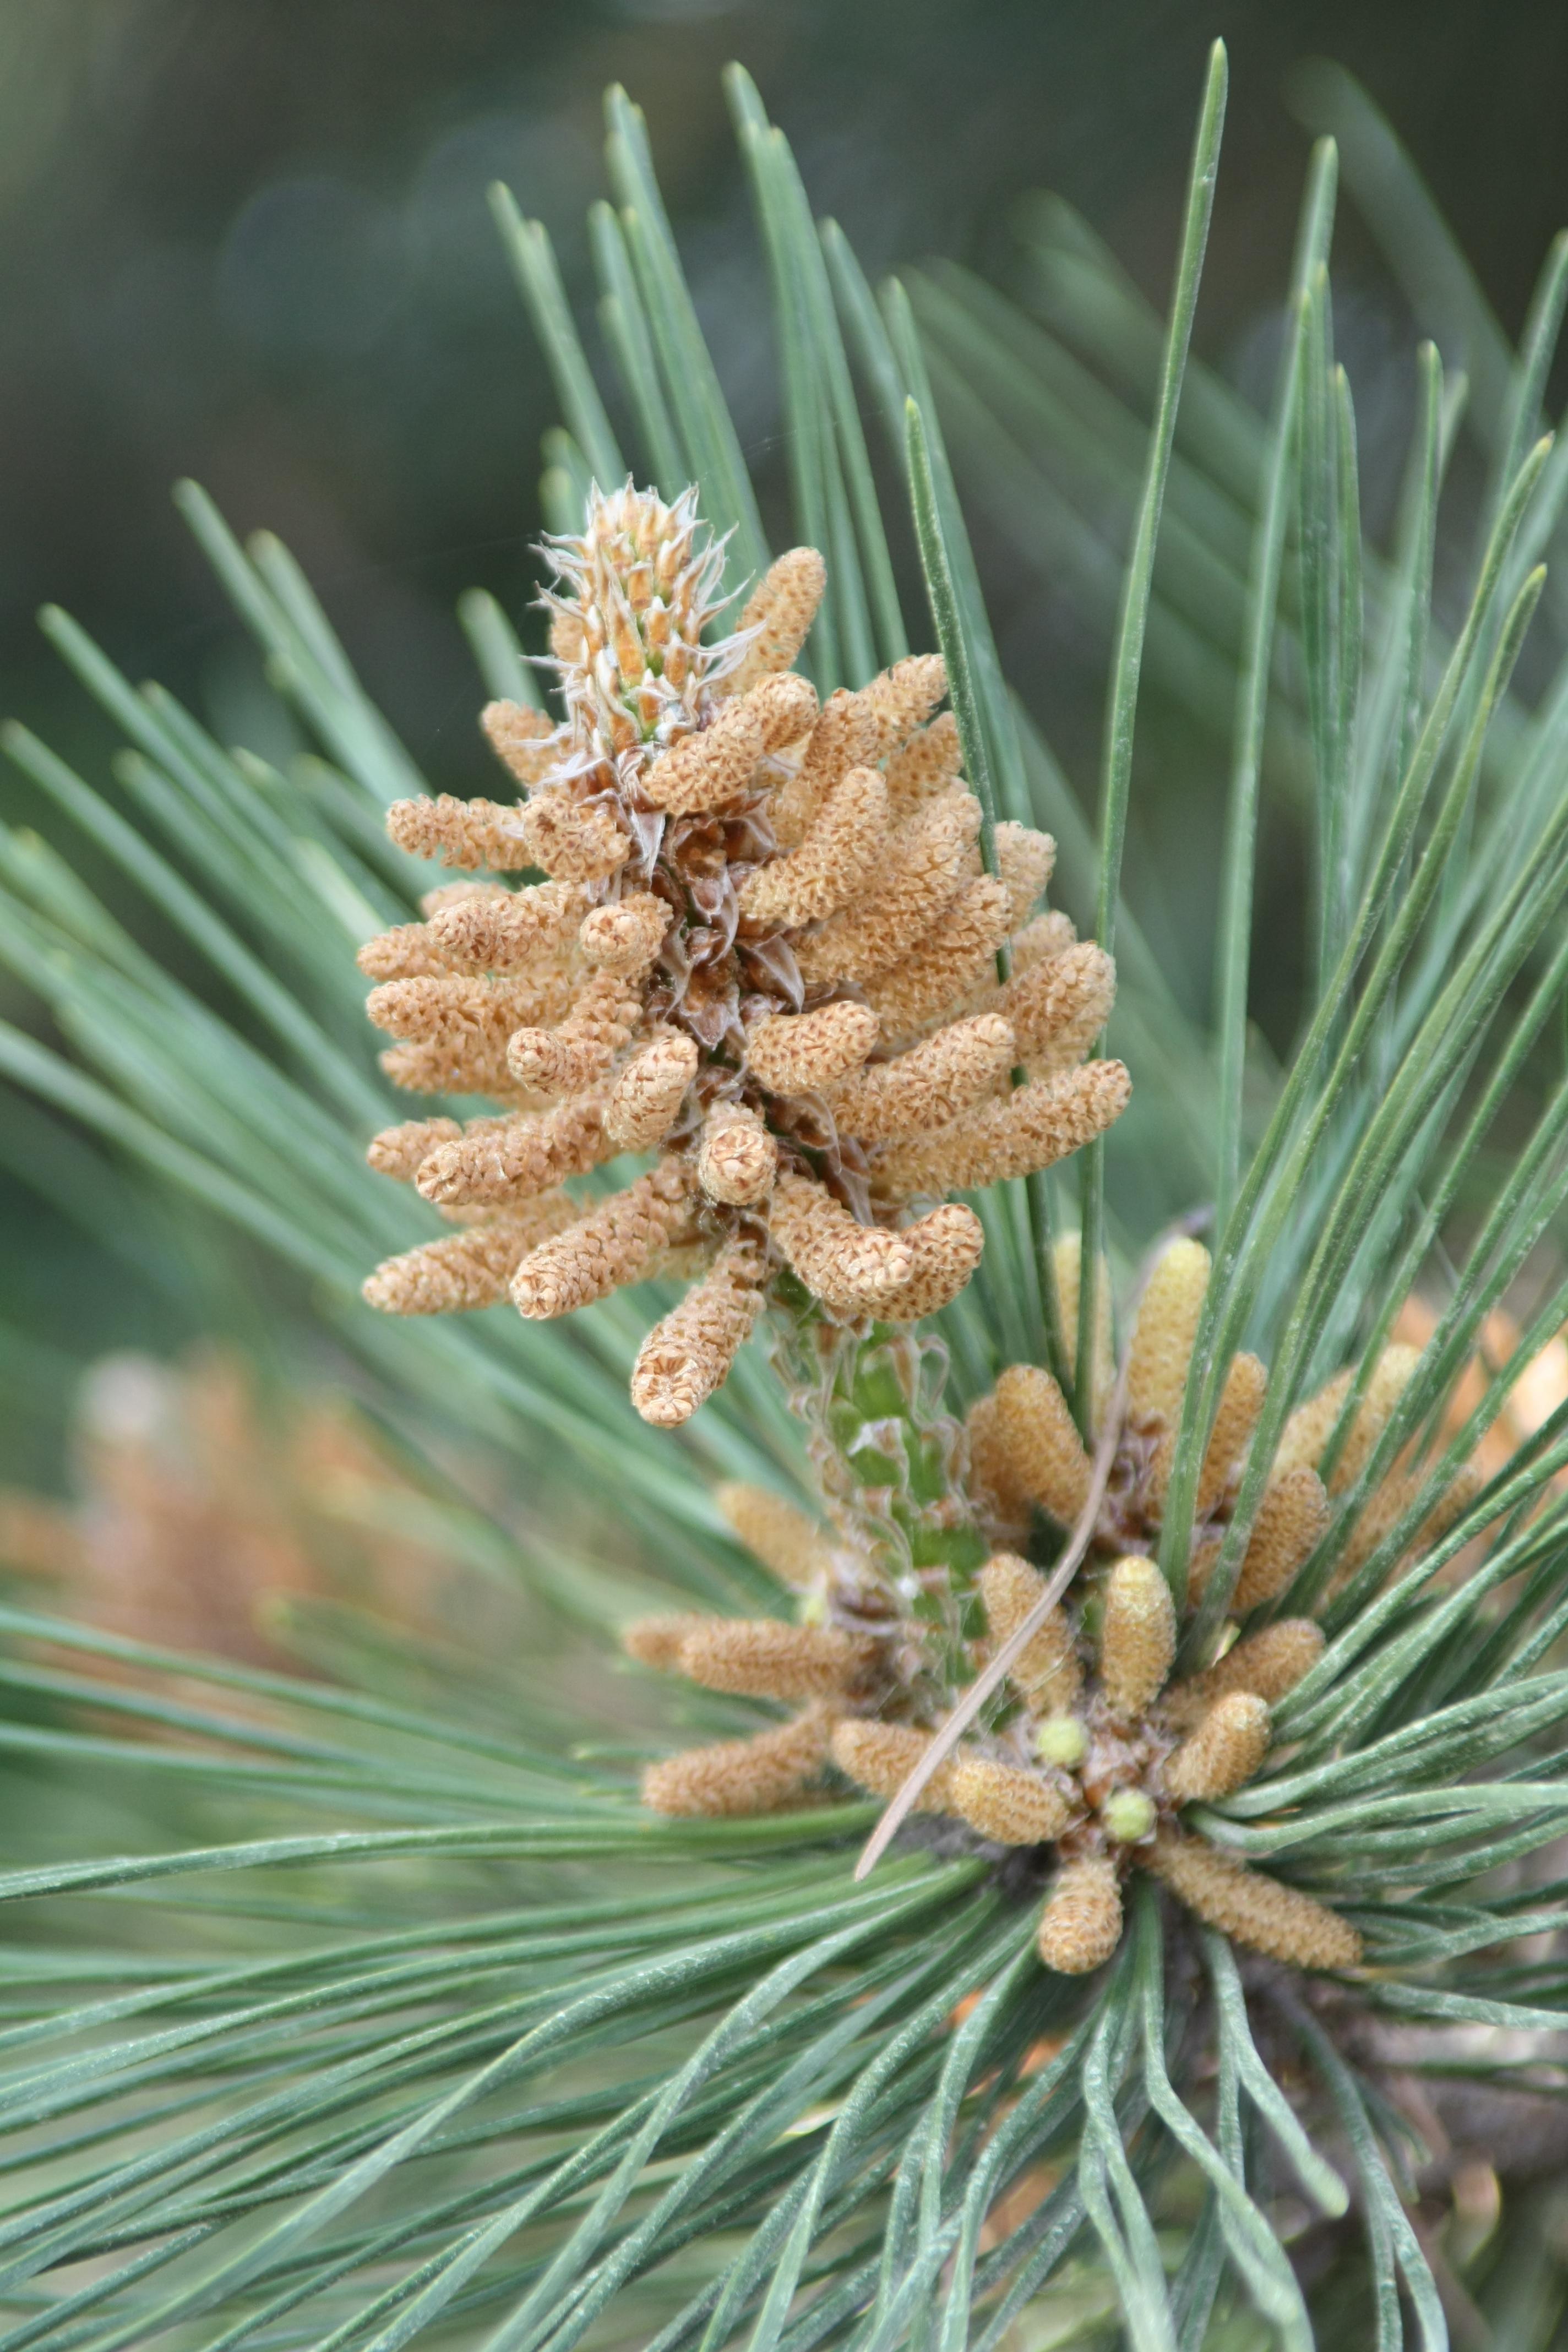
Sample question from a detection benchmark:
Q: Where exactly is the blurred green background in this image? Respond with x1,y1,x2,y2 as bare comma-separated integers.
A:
4,0,1567,1483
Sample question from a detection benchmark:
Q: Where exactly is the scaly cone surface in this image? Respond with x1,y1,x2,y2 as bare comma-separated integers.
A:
359,484,1129,1424
630,1235,1495,1980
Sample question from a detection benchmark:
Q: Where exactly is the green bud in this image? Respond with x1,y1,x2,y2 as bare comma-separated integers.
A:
1035,1714,1088,1770
1102,1788,1157,1844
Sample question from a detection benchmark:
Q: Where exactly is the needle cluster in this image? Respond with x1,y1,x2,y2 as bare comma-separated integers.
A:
629,1233,1500,1981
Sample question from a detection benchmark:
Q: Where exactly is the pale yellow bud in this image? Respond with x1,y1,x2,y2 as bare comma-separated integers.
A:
1414,1462,1484,1555
1328,1462,1483,1597
1052,1232,1080,1336
1165,1621,1324,1729
794,788,980,987
386,792,535,872
505,971,640,1094
1164,1691,1271,1804
376,1037,516,1097
1326,1344,1423,1494
769,687,879,847
830,1717,955,1810
875,1203,986,1320
1034,1715,1087,1769
875,1062,1130,1196
548,606,584,665
1143,1829,1362,1970
366,1117,461,1182
578,892,670,972
826,1014,1014,1146
644,674,818,813
882,710,961,821
1037,1857,1123,1974
1150,1346,1267,1518
1102,1789,1156,1843
604,1028,698,1152
425,879,589,973
1011,910,1080,972
415,1093,609,1209
721,546,826,701
1197,1352,1267,1516
1231,1468,1329,1612
1049,1232,1113,1422
715,1484,830,1591
622,1613,714,1670
1099,1557,1177,1720
364,973,569,1056
862,876,1013,1048
995,942,1115,1071
514,791,630,882
745,1000,879,1095
1272,1370,1352,1479
993,821,1056,928
1186,1533,1223,1600
630,1240,766,1425
965,1392,1033,1533
978,1551,1083,1714
511,1161,691,1319
696,1103,778,1206
854,653,948,759
677,1618,878,1700
989,1365,1093,1530
769,1173,913,1311
946,1753,1072,1845
419,879,508,918
737,765,889,928
362,1191,579,1316
480,699,560,786
1326,1472,1411,1595
1126,1238,1210,1429
356,923,453,982
641,1703,834,1818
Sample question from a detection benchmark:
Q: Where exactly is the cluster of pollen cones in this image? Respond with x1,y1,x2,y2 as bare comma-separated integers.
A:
358,484,1128,1423
629,1235,1486,1977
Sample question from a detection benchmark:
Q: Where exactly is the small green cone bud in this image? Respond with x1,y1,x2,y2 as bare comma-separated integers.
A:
1035,1714,1087,1769
1102,1788,1156,1844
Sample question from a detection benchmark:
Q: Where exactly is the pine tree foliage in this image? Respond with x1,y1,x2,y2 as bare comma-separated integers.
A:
0,41,1566,2350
